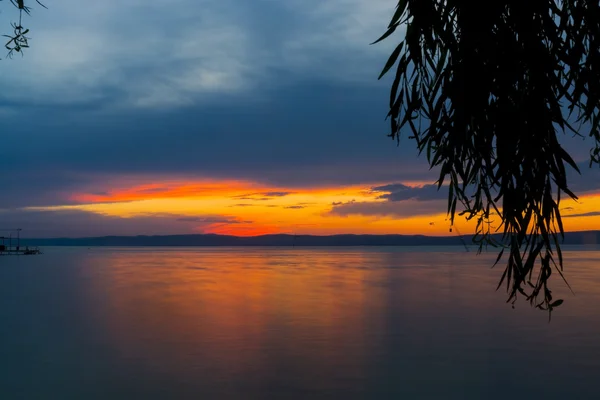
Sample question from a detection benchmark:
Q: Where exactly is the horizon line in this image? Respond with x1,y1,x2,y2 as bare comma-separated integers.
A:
16,229,600,241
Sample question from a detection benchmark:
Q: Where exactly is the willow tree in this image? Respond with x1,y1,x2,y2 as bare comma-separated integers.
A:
2,0,45,58
376,0,600,312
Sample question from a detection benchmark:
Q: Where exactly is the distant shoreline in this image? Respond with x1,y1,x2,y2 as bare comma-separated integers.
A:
19,231,600,247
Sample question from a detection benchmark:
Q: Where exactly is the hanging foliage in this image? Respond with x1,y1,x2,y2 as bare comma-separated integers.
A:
3,0,46,58
376,0,600,313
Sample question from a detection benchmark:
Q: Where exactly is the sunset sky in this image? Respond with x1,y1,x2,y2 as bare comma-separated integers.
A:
1,0,599,238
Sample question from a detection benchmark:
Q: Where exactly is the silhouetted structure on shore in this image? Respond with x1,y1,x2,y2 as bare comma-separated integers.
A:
0,229,42,255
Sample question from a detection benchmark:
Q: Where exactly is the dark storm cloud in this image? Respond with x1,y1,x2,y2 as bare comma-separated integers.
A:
0,81,437,208
0,171,93,208
371,183,447,201
0,83,406,174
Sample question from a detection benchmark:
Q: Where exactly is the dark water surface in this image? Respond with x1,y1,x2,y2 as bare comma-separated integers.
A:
1,246,600,399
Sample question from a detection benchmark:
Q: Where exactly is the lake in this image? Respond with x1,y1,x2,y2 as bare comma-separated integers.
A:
1,246,600,399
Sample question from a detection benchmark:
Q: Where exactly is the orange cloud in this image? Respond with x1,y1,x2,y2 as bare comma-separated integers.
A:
70,180,263,203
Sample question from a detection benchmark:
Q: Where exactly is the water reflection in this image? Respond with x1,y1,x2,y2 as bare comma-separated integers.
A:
86,249,389,397
2,247,600,399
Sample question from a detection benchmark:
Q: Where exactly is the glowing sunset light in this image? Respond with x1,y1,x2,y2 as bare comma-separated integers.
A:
22,179,600,237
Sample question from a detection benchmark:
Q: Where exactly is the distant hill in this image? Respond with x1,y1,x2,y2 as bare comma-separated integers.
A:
19,231,600,247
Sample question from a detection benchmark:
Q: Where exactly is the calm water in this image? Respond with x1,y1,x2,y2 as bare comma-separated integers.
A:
1,246,600,399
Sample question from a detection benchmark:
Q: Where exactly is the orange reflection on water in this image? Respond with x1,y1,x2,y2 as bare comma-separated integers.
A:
73,246,600,397
87,248,390,387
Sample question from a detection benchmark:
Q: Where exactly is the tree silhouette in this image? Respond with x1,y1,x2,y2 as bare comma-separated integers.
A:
2,0,45,58
376,0,600,313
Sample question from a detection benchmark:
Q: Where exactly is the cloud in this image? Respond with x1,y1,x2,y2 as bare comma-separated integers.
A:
0,209,249,238
233,191,295,201
329,199,445,218
174,216,246,223
284,205,305,209
326,180,448,219
0,0,432,211
276,0,399,82
0,0,397,108
371,183,447,201
235,198,269,201
176,217,204,222
1,0,596,233
563,211,600,218
566,162,600,194
262,191,294,197
1,1,262,108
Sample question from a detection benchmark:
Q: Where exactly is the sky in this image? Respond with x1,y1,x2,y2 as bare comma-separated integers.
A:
0,0,599,238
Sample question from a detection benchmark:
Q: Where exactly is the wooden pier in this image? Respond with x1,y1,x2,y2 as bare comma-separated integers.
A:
0,229,42,256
